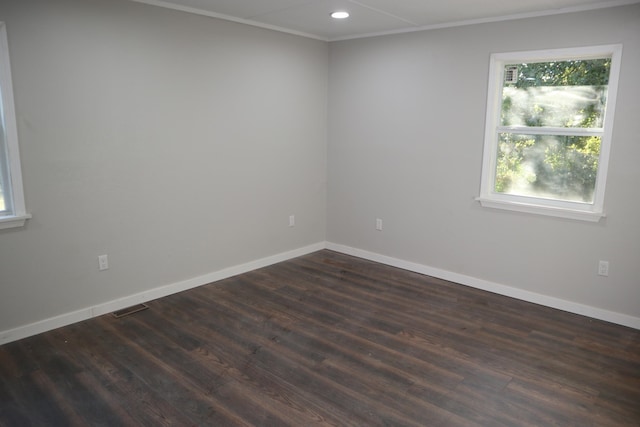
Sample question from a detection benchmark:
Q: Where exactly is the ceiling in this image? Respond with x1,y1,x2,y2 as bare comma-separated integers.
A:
131,0,639,41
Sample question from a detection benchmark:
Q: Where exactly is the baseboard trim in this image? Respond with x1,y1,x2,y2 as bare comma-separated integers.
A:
0,242,326,345
326,242,640,330
4,240,637,345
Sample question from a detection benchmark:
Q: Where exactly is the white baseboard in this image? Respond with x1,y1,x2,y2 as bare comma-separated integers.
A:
3,240,637,345
0,242,326,345
326,242,640,330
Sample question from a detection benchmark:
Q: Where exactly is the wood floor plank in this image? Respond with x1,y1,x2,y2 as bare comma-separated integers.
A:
48,321,210,426
1,250,639,426
132,291,366,426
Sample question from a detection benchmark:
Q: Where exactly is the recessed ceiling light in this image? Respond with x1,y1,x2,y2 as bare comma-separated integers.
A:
331,11,350,19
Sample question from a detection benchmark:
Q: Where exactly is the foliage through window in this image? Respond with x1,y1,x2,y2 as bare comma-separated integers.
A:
479,45,622,221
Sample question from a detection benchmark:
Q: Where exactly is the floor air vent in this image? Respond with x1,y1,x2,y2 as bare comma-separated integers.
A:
112,303,149,318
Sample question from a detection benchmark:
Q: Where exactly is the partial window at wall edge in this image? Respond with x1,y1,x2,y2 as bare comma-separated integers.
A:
0,22,30,230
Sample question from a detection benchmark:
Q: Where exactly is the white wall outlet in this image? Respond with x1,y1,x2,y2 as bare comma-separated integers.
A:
376,218,383,231
98,254,109,271
598,260,609,277
289,215,295,227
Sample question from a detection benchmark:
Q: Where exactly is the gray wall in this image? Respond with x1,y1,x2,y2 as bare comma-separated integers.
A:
327,5,640,319
0,0,328,332
1,0,638,336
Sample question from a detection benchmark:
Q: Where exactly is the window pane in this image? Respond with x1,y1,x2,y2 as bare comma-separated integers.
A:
0,183,5,212
501,59,610,128
502,86,607,128
0,124,9,213
0,182,5,212
495,133,601,203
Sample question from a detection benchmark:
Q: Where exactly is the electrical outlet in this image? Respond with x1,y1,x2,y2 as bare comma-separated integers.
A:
98,254,109,271
289,215,295,227
598,260,609,277
376,218,383,231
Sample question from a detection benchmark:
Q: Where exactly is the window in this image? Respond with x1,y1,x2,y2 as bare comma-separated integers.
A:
0,22,29,230
478,45,622,221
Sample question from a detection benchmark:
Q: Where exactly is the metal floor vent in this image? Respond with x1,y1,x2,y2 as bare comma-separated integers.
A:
112,303,149,318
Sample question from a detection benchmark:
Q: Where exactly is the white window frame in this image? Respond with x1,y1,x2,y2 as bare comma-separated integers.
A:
478,45,623,222
0,22,29,230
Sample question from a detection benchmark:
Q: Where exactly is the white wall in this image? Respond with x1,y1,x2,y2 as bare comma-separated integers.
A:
0,0,328,336
328,5,640,322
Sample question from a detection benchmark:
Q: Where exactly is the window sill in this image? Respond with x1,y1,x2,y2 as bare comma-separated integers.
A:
476,197,604,222
0,213,32,230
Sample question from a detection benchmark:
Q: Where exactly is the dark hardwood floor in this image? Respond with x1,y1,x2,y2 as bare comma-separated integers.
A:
1,250,639,426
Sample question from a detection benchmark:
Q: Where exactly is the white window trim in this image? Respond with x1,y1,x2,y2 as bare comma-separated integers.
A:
478,44,623,222
0,22,30,230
